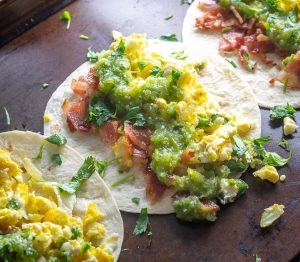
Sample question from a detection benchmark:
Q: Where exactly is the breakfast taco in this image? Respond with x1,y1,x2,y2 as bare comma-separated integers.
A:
44,32,266,221
0,131,123,261
182,0,300,108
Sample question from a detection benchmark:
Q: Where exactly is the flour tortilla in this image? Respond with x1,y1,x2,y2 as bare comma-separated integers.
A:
182,0,300,108
0,130,123,260
44,39,261,214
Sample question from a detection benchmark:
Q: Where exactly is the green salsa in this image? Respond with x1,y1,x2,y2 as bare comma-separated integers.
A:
219,0,300,52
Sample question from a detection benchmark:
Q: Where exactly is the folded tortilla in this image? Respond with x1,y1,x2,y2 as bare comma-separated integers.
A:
44,39,261,214
182,0,300,108
0,130,124,260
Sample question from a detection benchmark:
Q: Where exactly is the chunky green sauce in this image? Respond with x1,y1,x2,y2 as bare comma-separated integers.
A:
219,0,300,52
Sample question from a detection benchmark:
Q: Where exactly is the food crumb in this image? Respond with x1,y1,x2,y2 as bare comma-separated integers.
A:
280,175,286,182
43,114,51,123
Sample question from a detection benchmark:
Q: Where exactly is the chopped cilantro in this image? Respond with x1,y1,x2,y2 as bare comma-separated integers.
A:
283,76,289,93
164,15,173,20
51,154,62,166
171,50,188,60
232,135,248,157
3,107,10,126
59,10,71,30
137,61,149,71
149,66,164,77
225,59,237,68
40,83,49,90
95,158,117,178
255,254,262,262
32,143,44,160
133,208,152,246
194,61,207,73
159,34,178,42
270,104,296,120
243,52,256,71
279,139,290,151
124,107,146,127
58,156,96,194
110,173,135,188
131,197,140,205
113,40,125,56
46,134,67,146
210,113,229,123
82,242,91,253
7,198,21,210
87,47,100,62
264,151,293,167
85,96,115,127
80,34,89,40
71,227,81,239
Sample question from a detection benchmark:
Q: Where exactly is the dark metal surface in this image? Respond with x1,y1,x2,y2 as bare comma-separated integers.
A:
0,0,299,261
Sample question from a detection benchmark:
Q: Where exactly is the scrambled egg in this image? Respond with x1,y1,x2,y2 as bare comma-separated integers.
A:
260,204,285,228
253,165,279,184
283,117,298,136
0,149,116,261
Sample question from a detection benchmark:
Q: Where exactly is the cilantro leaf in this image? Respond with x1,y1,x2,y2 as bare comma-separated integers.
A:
210,113,229,124
264,151,293,167
110,173,135,188
225,59,237,68
82,242,91,253
3,107,10,126
225,159,247,172
251,136,272,158
194,61,207,73
137,61,149,71
270,104,296,120
59,10,71,30
232,135,248,157
51,154,62,166
85,96,115,127
131,197,140,205
279,139,290,151
95,159,117,178
164,15,173,20
7,198,21,210
58,156,96,194
243,52,256,71
149,66,164,77
112,40,125,56
40,83,49,90
46,134,67,146
124,107,146,127
171,70,182,84
33,143,44,160
87,47,100,62
283,75,289,93
133,207,149,234
71,227,81,239
159,34,178,42
171,51,188,60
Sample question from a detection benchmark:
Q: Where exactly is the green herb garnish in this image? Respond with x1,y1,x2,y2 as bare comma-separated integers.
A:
113,40,125,56
82,242,91,253
110,173,135,188
159,34,178,42
40,83,49,90
58,156,96,194
131,197,140,205
133,208,152,246
3,107,10,126
46,134,67,146
164,15,173,20
71,227,81,239
270,104,296,120
243,52,256,71
87,47,100,62
59,10,71,30
32,143,44,160
85,96,115,127
283,75,289,93
124,107,146,127
225,59,237,68
171,50,188,60
7,198,21,210
137,61,149,71
80,34,89,40
95,159,117,178
279,139,290,151
149,66,164,77
51,154,62,166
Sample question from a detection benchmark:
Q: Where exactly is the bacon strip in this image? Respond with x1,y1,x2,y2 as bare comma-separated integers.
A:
99,120,120,144
145,164,166,203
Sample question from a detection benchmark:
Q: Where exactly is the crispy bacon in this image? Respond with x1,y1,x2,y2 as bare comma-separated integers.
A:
124,124,151,153
98,120,120,144
200,199,220,213
277,51,300,89
145,164,166,203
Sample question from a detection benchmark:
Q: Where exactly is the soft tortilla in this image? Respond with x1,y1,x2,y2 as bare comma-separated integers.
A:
182,0,300,108
44,39,261,214
0,130,123,260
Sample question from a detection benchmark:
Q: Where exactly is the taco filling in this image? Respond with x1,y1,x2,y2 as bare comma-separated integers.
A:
194,0,300,88
53,33,292,222
0,132,122,261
